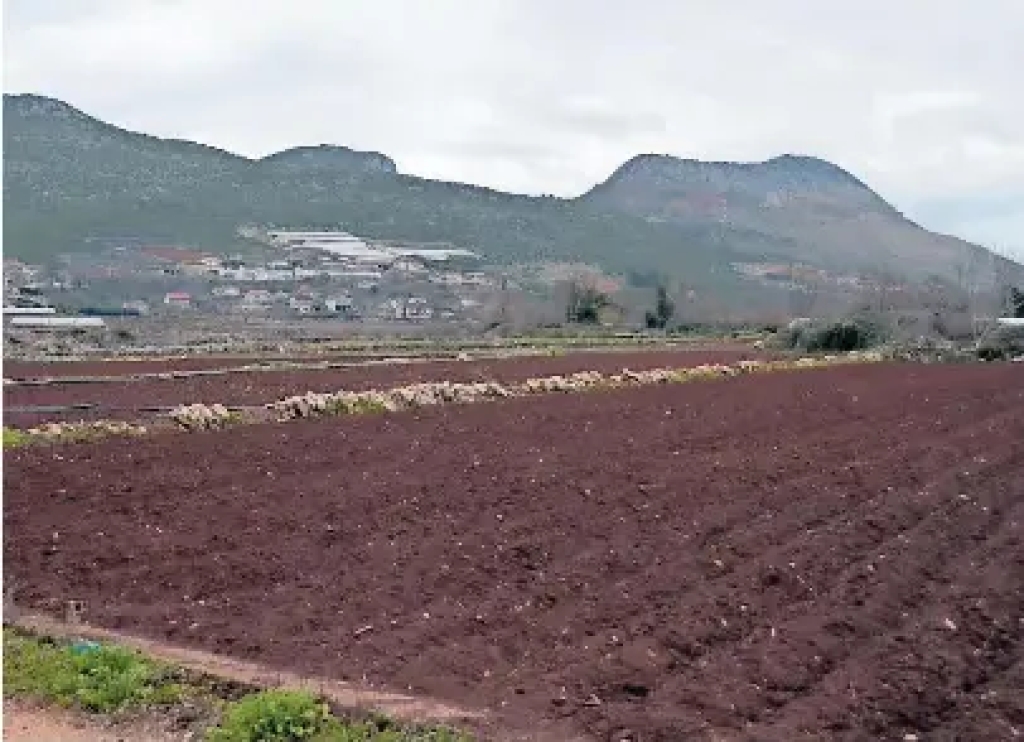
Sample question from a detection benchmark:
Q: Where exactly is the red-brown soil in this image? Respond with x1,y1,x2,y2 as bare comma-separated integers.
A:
5,363,1023,741
3,355,372,379
3,348,760,425
2,343,750,380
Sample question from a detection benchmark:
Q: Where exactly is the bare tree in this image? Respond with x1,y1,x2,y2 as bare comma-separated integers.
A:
565,278,611,325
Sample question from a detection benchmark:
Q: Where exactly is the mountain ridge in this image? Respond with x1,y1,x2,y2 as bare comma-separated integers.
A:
4,92,1020,291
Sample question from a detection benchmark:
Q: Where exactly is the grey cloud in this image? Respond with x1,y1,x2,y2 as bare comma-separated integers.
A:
3,0,1022,259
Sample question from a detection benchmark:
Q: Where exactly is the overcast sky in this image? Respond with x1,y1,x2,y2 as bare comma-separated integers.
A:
4,0,1023,260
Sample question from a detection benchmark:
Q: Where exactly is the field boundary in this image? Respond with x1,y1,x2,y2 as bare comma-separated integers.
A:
9,613,486,727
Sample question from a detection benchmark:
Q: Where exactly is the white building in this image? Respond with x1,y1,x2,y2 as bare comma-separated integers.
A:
405,297,433,319
9,316,106,329
268,231,373,257
289,298,318,314
266,230,478,263
325,296,354,313
2,305,57,316
242,289,274,306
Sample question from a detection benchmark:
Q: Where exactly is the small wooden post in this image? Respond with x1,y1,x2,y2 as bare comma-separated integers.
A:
65,599,85,625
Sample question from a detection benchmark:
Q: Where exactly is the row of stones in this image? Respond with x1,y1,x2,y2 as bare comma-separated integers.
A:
168,351,883,430
14,351,882,441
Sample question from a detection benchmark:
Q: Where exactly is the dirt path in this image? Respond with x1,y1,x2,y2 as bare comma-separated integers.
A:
3,700,180,742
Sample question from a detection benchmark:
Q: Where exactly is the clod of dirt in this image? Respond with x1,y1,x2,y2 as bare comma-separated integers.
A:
620,683,650,699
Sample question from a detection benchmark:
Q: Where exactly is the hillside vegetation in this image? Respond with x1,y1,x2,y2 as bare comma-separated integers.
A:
4,94,1020,290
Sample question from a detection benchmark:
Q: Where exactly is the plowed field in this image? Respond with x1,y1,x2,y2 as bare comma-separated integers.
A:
5,363,1023,741
3,344,752,380
3,348,759,425
3,355,371,379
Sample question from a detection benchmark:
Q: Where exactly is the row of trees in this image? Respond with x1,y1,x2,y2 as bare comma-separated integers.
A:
561,265,1022,330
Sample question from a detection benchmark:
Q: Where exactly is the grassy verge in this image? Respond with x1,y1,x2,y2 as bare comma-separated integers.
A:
2,427,31,449
3,627,186,712
3,628,471,741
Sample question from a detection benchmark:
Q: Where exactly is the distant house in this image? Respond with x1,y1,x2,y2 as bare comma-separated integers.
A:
394,296,433,320
122,300,151,316
163,291,192,309
9,316,106,330
179,261,218,277
242,289,274,307
288,296,318,314
325,295,354,314
403,294,432,319
391,258,428,275
2,305,57,320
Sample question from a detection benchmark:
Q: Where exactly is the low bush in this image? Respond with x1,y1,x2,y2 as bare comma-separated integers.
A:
207,690,330,741
976,323,1024,360
773,316,887,352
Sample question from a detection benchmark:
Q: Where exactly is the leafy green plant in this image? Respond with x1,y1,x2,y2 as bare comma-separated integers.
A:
207,690,331,741
206,690,474,741
3,629,184,712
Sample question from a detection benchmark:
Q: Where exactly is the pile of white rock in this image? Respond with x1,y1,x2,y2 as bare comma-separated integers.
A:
26,420,147,440
168,403,235,430
270,382,514,420
185,352,887,426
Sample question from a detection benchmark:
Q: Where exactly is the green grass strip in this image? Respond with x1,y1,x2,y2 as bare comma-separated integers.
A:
3,628,472,741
